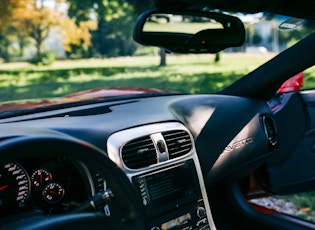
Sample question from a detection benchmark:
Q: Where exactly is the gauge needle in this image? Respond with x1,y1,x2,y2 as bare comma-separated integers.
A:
49,190,58,195
0,185,8,191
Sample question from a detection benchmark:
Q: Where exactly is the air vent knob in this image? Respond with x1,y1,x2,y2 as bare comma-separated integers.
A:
196,206,206,218
157,140,166,154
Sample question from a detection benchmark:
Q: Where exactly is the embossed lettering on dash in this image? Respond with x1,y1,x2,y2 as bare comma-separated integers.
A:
224,137,254,153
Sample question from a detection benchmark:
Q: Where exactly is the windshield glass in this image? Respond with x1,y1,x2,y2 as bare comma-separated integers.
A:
0,1,314,111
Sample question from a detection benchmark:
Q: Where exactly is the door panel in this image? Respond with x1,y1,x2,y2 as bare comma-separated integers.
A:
264,90,315,194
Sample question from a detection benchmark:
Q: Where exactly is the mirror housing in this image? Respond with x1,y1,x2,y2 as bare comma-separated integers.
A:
277,72,304,93
133,10,245,54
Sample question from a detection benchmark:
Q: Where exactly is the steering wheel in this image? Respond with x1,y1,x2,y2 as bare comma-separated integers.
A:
0,135,146,230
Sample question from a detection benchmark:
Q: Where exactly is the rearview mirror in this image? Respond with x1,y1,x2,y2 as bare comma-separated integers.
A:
133,10,245,54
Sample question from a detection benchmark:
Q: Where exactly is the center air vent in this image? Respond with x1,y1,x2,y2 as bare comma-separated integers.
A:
261,115,278,150
121,136,157,169
162,130,192,159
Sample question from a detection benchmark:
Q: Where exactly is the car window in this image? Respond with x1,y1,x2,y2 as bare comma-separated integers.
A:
250,191,315,223
0,2,314,105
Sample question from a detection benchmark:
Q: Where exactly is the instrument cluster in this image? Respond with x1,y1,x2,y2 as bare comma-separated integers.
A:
0,157,90,216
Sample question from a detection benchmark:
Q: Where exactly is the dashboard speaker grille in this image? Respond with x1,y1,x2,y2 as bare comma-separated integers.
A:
163,130,192,159
121,136,157,169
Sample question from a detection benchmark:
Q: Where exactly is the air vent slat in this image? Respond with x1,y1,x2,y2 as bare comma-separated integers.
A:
168,142,191,148
168,144,191,151
122,136,157,169
123,143,154,154
162,130,192,159
123,149,156,160
169,148,192,157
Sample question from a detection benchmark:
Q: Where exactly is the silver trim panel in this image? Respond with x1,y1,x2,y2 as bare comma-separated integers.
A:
107,122,216,229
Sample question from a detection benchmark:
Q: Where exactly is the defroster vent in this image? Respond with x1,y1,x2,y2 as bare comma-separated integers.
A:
121,136,157,169
163,130,192,159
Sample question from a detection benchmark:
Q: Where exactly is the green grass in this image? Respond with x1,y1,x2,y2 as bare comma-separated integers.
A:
0,53,275,102
0,52,314,102
144,21,222,33
276,192,315,223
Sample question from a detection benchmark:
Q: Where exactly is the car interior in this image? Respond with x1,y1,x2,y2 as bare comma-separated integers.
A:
1,0,315,229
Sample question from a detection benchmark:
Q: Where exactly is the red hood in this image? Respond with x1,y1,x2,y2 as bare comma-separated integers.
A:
0,87,168,115
65,87,167,98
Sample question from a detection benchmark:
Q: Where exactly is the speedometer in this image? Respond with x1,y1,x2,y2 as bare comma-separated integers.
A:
0,162,31,207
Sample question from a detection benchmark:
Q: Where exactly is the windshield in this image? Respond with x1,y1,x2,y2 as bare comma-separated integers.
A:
0,1,314,113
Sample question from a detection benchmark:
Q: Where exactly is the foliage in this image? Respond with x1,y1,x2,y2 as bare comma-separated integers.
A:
0,0,28,61
12,0,60,57
61,19,97,54
275,191,315,223
0,0,27,31
91,0,138,57
244,23,262,46
66,0,140,57
30,51,56,66
127,0,155,14
278,21,315,48
0,0,96,62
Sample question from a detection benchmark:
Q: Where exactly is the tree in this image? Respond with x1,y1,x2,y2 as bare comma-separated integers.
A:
2,0,96,62
0,0,27,30
91,0,138,57
0,0,28,61
61,19,97,55
159,48,166,66
12,0,61,57
66,0,97,58
127,0,155,14
67,0,147,57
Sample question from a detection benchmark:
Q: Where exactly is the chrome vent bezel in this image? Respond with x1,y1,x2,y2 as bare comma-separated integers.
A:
108,123,195,171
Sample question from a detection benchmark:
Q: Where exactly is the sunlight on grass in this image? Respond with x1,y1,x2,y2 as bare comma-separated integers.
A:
0,52,305,102
303,66,315,90
144,21,222,33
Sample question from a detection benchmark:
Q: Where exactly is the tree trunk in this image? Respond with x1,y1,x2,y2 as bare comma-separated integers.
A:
2,38,10,62
19,40,25,57
214,52,221,63
159,48,166,66
36,39,43,57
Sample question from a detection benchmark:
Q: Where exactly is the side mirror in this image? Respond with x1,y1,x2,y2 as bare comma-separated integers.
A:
277,72,304,93
133,10,245,54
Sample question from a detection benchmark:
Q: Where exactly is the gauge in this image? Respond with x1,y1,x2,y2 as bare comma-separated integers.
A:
31,168,52,188
42,182,65,204
0,162,31,207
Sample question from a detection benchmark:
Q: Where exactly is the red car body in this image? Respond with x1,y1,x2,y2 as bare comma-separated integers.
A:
0,87,167,114
0,74,303,115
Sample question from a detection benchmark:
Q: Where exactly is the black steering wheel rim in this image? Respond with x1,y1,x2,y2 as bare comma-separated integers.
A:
0,135,146,230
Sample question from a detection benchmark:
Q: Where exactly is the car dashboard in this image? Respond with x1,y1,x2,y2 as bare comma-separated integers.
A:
0,94,276,229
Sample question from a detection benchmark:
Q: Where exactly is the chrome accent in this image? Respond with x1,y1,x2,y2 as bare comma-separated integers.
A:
108,123,194,171
107,122,216,230
151,133,169,163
